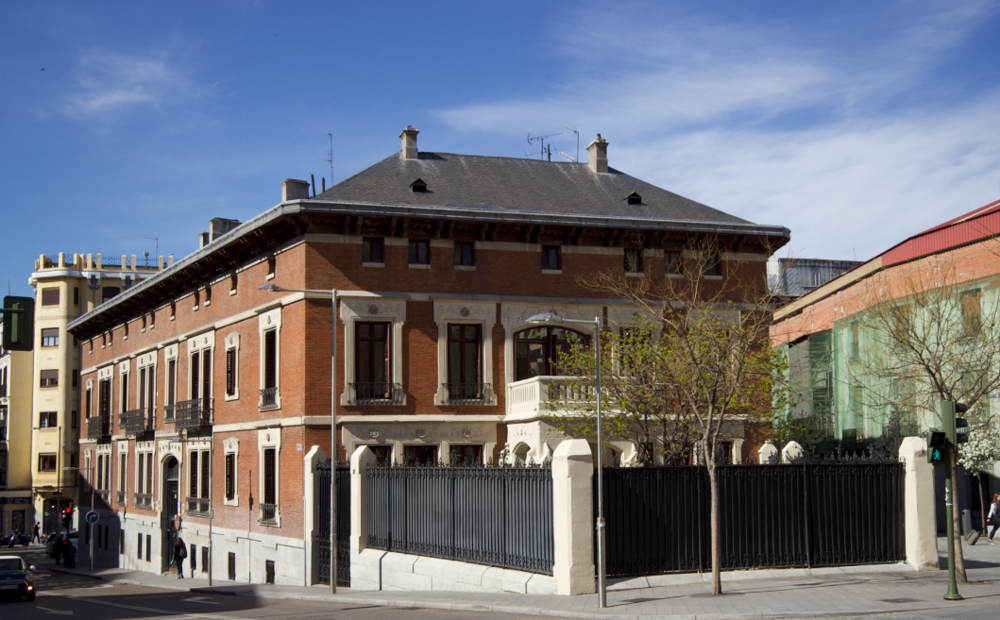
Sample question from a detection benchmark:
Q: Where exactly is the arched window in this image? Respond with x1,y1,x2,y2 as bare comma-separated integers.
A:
514,326,588,381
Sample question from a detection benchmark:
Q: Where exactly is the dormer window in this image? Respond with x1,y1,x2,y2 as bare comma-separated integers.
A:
410,178,428,193
625,191,642,205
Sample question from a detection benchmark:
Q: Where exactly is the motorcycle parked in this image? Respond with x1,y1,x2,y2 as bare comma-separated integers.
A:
4,530,30,547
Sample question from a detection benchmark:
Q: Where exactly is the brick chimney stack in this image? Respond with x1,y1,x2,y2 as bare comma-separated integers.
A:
587,134,609,174
400,126,419,160
282,178,310,202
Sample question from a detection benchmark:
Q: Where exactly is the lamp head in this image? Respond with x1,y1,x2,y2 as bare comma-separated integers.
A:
258,283,285,293
526,311,562,325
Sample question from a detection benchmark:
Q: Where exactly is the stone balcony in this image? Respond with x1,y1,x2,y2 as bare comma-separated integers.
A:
505,376,595,421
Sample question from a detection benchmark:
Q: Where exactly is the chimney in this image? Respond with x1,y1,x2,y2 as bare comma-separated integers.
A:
400,125,419,160
282,179,311,202
587,134,609,174
209,218,241,242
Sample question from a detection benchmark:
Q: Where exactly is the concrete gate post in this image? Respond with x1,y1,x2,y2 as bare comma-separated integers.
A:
350,446,376,556
551,439,596,595
899,436,939,571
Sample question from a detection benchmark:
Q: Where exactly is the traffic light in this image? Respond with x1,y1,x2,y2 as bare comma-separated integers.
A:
1,296,34,351
955,403,969,444
61,507,72,529
928,431,947,465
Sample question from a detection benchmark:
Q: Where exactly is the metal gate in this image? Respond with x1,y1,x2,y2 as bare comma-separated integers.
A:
599,462,905,578
316,464,350,587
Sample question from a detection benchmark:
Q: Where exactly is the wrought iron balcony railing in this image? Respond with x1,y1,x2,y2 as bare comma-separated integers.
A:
348,382,404,405
116,491,126,507
120,407,154,436
87,415,110,440
171,398,213,430
259,387,279,411
134,493,153,509
259,503,278,526
186,496,210,516
443,382,494,405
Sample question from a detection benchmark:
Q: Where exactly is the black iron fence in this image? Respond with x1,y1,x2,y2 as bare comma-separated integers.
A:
259,387,279,411
120,407,153,436
599,461,905,578
172,398,213,429
442,383,494,404
317,464,351,587
87,414,110,440
368,464,554,575
349,382,404,405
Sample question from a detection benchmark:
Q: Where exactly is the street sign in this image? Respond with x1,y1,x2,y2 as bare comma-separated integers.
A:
85,511,99,525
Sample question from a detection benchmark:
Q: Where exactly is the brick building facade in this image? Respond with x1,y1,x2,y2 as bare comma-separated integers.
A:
68,128,788,584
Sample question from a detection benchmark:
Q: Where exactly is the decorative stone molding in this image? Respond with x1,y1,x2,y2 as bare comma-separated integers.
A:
97,365,114,381
163,344,178,361
339,298,407,406
433,301,497,406
186,331,215,354
341,420,497,465
136,351,156,368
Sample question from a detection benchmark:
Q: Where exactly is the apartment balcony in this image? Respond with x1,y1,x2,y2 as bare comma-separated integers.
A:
348,382,404,405
259,387,279,411
442,382,495,405
87,414,111,440
116,491,126,507
186,496,210,516
134,493,152,510
120,407,154,436
171,398,213,430
505,376,595,422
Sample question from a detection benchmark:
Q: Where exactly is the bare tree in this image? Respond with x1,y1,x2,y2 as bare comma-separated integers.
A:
846,257,1000,582
549,236,789,595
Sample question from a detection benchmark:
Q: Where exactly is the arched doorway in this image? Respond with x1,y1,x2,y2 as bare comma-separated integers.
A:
161,456,180,573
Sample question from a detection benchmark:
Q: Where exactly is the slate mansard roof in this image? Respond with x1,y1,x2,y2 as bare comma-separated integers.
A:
315,152,767,232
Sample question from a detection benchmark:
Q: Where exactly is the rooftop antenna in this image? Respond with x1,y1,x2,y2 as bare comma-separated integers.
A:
321,130,334,185
143,237,159,262
558,152,576,162
527,132,562,161
565,126,579,162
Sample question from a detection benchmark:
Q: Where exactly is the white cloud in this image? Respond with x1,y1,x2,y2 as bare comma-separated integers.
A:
435,1,1000,260
63,48,211,116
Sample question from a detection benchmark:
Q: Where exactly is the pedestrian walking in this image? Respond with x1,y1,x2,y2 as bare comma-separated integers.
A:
173,536,187,578
31,522,40,544
988,493,999,545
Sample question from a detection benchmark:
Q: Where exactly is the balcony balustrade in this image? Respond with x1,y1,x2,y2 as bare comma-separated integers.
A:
442,382,494,405
134,493,152,509
86,414,110,440
186,496,210,516
116,491,126,507
505,376,595,421
348,382,404,405
120,407,154,436
259,387,279,411
96,490,111,505
171,398,213,430
259,503,278,526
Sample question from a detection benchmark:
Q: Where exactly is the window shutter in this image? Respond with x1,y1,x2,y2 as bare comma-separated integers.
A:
138,368,146,410
97,456,104,491
383,326,391,397
226,348,235,396
190,451,199,497
201,451,210,499
137,457,144,494
168,360,176,405
225,453,234,500
263,449,275,504
202,352,212,402
264,331,276,389
146,453,153,495
190,352,200,398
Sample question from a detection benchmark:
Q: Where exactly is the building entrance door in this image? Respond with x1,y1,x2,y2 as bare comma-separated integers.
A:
161,456,180,574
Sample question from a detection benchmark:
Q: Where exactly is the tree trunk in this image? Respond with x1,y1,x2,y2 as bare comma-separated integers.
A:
707,454,721,595
950,449,967,583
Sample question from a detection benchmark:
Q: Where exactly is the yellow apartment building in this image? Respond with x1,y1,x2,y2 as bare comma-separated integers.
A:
0,324,34,534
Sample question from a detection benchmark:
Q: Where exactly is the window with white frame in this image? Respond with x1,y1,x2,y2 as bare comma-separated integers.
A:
118,361,130,415
117,444,127,506
433,301,496,405
186,333,215,407
187,448,210,515
224,333,240,401
258,309,281,411
223,438,239,506
163,345,178,421
340,299,406,406
134,444,154,508
257,430,280,525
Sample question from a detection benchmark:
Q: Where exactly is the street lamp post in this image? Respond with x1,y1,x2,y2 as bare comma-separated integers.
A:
63,466,93,571
525,312,606,608
169,435,214,585
260,283,338,594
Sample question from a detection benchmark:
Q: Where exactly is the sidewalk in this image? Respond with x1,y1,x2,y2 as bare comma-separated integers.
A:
49,537,1000,620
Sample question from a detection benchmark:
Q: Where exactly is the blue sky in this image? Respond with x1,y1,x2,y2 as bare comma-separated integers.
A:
2,1,999,296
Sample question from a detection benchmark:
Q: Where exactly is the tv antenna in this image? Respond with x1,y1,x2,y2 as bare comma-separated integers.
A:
143,237,159,262
564,126,580,162
321,130,334,185
527,132,562,161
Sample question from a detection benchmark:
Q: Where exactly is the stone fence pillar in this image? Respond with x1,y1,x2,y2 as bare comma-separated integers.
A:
781,440,803,463
551,439,596,595
899,437,939,570
350,446,376,556
758,441,778,464
303,445,327,585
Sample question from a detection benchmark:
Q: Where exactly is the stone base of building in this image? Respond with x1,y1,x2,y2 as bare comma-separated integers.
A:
351,548,557,594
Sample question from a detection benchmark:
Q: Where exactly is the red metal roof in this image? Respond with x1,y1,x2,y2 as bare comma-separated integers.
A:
881,199,1000,267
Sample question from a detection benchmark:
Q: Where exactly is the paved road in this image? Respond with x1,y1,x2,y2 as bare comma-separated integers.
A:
0,547,540,620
